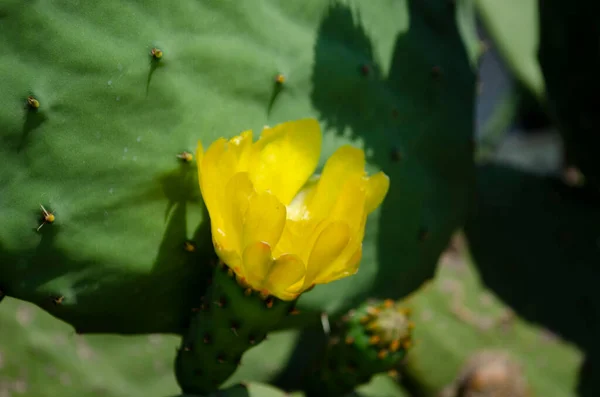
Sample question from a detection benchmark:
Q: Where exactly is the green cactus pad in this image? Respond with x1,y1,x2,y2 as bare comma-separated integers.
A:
302,299,413,397
175,264,296,394
0,296,182,396
0,0,476,334
401,201,584,397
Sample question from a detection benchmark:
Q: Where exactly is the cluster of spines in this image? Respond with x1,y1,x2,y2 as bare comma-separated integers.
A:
302,299,414,397
352,298,414,361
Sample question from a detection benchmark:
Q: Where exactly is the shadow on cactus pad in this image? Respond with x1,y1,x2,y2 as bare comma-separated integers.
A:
299,0,476,315
1,0,475,336
465,164,600,397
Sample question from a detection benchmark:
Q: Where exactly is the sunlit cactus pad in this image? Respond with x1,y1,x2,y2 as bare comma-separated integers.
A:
0,0,477,334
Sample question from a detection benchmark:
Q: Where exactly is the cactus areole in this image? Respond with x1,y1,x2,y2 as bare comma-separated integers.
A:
175,119,389,393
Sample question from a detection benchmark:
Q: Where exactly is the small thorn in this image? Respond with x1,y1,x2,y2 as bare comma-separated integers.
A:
288,308,300,315
431,65,442,79
265,297,274,309
369,335,381,345
366,322,379,331
248,335,256,345
203,333,212,344
27,95,40,109
259,289,270,300
377,349,389,359
227,268,234,278
183,343,193,352
360,63,370,76
367,307,381,316
345,336,354,345
52,296,64,305
237,275,250,289
230,321,240,336
183,240,196,252
215,296,227,308
244,288,252,296
275,73,285,84
150,48,163,59
321,312,331,335
176,151,193,162
216,354,226,364
37,204,55,232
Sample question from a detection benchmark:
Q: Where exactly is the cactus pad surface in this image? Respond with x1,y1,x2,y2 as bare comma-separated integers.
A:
0,0,476,335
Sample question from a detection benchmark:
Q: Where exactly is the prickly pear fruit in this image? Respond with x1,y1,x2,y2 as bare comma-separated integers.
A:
302,299,413,396
175,263,296,394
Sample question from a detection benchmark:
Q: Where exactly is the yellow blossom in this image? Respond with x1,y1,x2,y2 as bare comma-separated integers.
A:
196,119,389,301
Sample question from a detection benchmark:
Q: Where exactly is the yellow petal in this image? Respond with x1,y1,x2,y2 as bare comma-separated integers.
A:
248,119,321,205
307,145,365,219
265,254,306,300
197,138,228,234
241,241,273,291
221,172,254,253
315,244,363,284
243,191,286,250
328,175,367,234
228,130,253,171
364,171,390,214
304,221,351,288
195,140,204,166
214,245,244,279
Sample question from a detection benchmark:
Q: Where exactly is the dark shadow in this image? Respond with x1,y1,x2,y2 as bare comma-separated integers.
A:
464,164,600,397
0,164,215,335
271,324,329,391
19,108,47,151
308,0,475,311
146,57,165,97
267,79,284,116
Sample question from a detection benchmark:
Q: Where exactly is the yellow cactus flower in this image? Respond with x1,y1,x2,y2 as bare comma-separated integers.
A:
196,119,389,301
